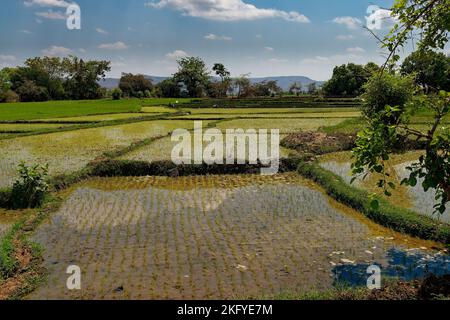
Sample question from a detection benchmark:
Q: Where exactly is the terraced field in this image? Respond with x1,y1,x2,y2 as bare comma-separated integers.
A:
0,120,212,189
319,151,450,221
0,123,75,133
29,174,446,300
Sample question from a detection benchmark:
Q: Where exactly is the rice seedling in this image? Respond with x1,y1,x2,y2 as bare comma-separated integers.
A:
0,120,207,189
27,174,448,299
318,151,450,221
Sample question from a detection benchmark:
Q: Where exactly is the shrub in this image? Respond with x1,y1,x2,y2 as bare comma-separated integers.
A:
361,73,415,116
0,89,19,103
111,88,122,100
11,163,49,209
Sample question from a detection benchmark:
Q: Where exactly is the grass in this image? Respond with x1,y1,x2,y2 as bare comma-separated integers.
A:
216,118,347,134
0,123,75,133
0,98,195,121
0,119,199,189
184,107,358,115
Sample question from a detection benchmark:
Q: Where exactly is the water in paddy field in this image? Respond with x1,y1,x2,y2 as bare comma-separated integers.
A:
28,174,449,300
319,152,450,223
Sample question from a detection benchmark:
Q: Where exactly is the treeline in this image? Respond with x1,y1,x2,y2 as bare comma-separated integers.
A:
0,56,110,103
322,50,450,97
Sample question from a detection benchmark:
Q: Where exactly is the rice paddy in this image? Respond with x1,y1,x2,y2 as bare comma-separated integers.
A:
216,118,346,134
0,120,212,189
0,123,74,133
319,151,450,221
185,107,358,115
31,113,155,123
29,174,447,300
172,112,361,120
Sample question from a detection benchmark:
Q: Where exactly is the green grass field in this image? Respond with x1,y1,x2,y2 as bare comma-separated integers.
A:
0,98,193,121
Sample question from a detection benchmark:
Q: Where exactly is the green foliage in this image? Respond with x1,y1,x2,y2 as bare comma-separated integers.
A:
0,223,22,280
289,82,302,96
361,72,415,116
174,56,210,98
119,73,153,98
253,80,282,97
156,77,182,98
401,50,450,91
298,161,450,244
6,55,110,102
111,88,122,100
384,0,450,68
11,163,49,209
323,63,380,97
15,80,49,102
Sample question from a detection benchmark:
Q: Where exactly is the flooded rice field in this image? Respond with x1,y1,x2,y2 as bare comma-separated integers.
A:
0,120,210,189
29,173,449,300
319,151,450,222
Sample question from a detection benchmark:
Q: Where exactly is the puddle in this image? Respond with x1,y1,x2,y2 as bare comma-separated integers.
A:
28,173,448,300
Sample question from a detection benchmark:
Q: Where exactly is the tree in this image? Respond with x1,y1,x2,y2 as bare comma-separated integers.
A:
233,75,252,98
16,80,49,102
307,82,317,95
353,0,450,213
253,80,281,97
289,82,302,96
322,62,379,96
361,72,415,117
62,56,111,100
174,57,210,98
119,73,153,97
111,88,122,100
157,77,182,98
212,63,231,98
401,50,450,91
0,68,11,93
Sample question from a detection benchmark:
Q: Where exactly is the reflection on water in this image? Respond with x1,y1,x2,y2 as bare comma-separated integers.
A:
29,174,448,299
333,248,450,287
319,151,450,223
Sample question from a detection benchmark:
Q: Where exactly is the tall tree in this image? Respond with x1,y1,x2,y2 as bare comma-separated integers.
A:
401,50,450,91
119,73,153,97
289,82,302,96
212,63,231,98
174,57,210,98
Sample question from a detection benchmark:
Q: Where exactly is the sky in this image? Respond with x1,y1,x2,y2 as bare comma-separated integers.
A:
0,0,420,81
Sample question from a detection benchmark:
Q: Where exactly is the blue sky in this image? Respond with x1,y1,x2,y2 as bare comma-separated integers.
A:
0,0,411,80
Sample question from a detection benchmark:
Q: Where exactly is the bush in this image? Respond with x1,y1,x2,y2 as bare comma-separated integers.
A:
0,89,19,103
111,88,122,100
11,163,49,209
16,80,49,102
361,73,415,116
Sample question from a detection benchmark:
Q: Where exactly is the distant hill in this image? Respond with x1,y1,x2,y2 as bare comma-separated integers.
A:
99,75,324,91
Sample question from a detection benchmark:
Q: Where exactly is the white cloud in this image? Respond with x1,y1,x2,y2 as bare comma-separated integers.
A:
78,48,86,53
98,42,129,50
332,16,362,29
268,58,287,63
20,30,32,34
347,46,365,53
24,0,71,7
42,45,72,56
264,47,274,52
204,33,232,41
145,0,310,23
336,34,354,41
96,28,109,35
300,56,330,64
0,55,17,62
165,49,189,59
35,10,66,20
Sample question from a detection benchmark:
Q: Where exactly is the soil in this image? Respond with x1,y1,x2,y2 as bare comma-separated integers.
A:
281,131,355,156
